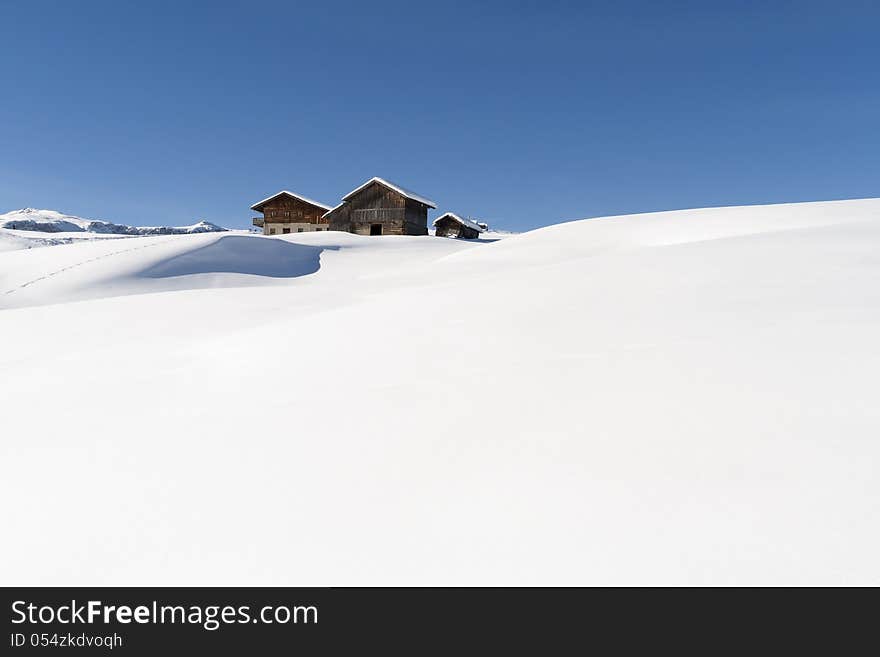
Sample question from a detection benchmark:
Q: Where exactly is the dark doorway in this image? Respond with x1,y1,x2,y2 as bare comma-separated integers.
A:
370,224,383,236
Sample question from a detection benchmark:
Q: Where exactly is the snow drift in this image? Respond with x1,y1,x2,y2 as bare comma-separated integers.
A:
1,198,879,586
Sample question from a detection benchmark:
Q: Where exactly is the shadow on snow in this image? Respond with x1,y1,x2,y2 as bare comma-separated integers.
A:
140,235,339,279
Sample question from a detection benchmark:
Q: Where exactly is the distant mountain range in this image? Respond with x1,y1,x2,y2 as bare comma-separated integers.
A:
0,208,225,235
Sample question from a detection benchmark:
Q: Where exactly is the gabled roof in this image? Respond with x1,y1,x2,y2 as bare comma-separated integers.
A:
250,190,333,212
432,212,486,233
341,177,436,208
321,202,345,220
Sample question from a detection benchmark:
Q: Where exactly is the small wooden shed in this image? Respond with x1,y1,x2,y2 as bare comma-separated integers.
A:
433,213,487,239
250,191,333,235
323,177,436,236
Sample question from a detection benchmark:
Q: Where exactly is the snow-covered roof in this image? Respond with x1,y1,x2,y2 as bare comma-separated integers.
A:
341,177,436,208
432,212,486,233
250,191,333,212
321,202,345,219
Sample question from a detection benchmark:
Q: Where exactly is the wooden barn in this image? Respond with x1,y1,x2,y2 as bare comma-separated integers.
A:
433,213,487,239
251,191,333,235
323,177,436,236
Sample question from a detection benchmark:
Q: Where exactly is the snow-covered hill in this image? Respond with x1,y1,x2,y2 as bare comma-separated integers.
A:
0,207,224,236
1,198,879,585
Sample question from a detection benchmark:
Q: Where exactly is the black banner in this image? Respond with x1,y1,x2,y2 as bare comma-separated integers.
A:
1,587,873,654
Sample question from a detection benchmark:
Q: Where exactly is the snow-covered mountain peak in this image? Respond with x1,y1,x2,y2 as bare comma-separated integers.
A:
0,208,226,235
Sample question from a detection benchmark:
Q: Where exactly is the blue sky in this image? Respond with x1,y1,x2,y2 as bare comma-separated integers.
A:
1,0,878,231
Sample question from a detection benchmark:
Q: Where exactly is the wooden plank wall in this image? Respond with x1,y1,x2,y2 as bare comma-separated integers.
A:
262,197,329,225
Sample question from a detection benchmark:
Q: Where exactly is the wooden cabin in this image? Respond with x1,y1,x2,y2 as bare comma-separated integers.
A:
250,191,333,235
323,177,436,236
433,213,487,239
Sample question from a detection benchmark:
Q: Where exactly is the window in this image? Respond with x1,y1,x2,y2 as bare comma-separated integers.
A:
282,228,290,234
269,228,276,235
316,228,323,231
297,228,304,233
